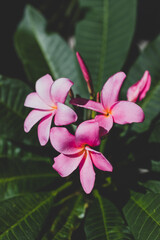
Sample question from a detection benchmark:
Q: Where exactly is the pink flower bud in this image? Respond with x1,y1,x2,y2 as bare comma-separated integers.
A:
127,70,151,102
76,52,94,96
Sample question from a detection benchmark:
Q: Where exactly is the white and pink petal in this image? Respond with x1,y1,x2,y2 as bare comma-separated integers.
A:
24,109,52,133
111,101,145,124
70,98,104,113
38,113,54,146
90,150,113,172
95,114,113,135
24,92,51,110
101,72,126,109
54,102,77,126
50,127,81,155
79,151,95,194
53,152,84,177
35,74,54,106
75,121,101,148
51,78,73,104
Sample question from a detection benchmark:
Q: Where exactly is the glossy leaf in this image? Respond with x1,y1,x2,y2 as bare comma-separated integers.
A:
0,138,50,162
0,75,37,144
53,195,86,239
0,156,57,200
151,160,160,173
0,183,71,240
123,191,160,240
76,0,137,93
121,35,160,133
14,5,87,96
85,190,133,240
142,180,160,193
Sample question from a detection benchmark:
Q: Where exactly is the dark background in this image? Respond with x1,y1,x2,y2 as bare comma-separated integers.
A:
0,0,160,80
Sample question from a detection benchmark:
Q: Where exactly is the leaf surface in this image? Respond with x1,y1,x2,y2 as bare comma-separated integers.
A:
76,0,137,93
85,190,132,240
123,191,160,240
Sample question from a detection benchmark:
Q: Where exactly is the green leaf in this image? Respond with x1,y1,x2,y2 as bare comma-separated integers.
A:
0,75,36,144
52,195,86,239
14,5,87,96
121,35,160,133
149,119,160,143
76,0,137,93
0,138,50,162
123,191,160,240
151,160,160,173
0,183,71,240
142,180,160,193
0,156,57,200
85,190,133,240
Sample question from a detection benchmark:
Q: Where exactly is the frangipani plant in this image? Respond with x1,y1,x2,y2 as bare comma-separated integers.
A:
1,1,160,239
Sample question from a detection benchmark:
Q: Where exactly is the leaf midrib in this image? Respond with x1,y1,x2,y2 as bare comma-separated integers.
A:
28,8,59,80
0,194,53,238
97,0,109,90
0,173,54,184
94,190,110,240
131,195,160,226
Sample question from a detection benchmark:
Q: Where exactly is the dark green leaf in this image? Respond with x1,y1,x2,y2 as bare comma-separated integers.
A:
121,35,160,133
76,0,137,93
0,183,71,240
142,180,160,193
14,5,87,96
149,119,160,143
0,138,50,162
53,195,86,239
85,190,133,240
0,156,57,200
151,160,160,173
123,191,160,240
0,75,37,144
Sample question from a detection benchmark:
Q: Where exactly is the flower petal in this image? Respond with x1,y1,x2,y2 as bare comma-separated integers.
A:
139,71,151,101
54,102,77,126
90,150,113,171
51,78,73,103
53,152,84,177
79,151,95,194
37,113,54,146
50,127,81,154
24,92,51,110
95,114,113,135
127,71,151,102
75,121,101,147
35,74,54,106
70,98,104,113
24,109,51,132
101,72,126,109
111,101,145,124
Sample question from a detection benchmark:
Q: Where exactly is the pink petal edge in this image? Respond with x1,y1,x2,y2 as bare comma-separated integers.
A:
79,151,95,194
35,74,54,106
50,127,81,155
53,152,84,177
101,72,126,110
50,78,73,104
111,101,145,124
75,121,101,148
54,102,77,126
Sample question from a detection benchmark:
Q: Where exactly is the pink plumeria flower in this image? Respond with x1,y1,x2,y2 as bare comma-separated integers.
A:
127,70,151,102
24,74,77,146
70,72,145,134
50,121,113,194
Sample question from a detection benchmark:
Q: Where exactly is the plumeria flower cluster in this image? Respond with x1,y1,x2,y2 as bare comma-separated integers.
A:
24,52,151,194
